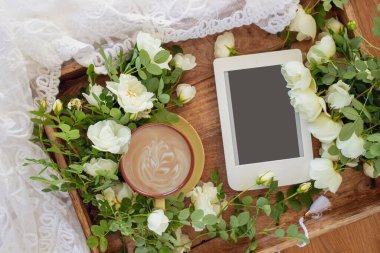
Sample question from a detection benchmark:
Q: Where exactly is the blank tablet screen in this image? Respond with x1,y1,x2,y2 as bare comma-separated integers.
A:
225,65,303,165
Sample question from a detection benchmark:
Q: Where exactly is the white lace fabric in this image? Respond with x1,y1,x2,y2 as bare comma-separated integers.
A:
0,0,298,252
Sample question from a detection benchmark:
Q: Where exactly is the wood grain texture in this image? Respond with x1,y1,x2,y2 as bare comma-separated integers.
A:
56,0,380,252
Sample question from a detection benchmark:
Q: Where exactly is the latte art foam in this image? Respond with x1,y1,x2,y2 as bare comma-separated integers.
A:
121,124,192,196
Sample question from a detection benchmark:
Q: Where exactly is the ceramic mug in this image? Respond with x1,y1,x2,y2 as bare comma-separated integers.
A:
120,123,195,209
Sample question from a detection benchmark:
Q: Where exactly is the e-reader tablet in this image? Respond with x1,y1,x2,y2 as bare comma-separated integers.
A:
213,49,313,191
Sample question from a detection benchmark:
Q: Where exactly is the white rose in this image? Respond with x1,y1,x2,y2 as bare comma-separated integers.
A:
107,74,154,114
325,80,353,109
320,142,339,161
176,84,196,104
130,109,151,121
52,99,63,115
310,158,342,193
214,32,235,58
289,88,326,122
256,171,275,186
289,5,317,41
87,120,131,154
83,158,118,177
325,18,344,33
147,209,169,236
307,34,336,64
308,114,342,143
136,32,172,69
174,229,191,253
82,84,108,108
336,133,365,159
281,61,315,90
102,183,134,209
186,182,226,231
174,53,197,70
363,162,377,178
67,98,82,110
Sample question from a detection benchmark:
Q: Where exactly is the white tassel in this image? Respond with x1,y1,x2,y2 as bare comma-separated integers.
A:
297,217,309,247
305,195,331,219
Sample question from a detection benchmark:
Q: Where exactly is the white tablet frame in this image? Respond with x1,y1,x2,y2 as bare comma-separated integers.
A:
213,49,313,191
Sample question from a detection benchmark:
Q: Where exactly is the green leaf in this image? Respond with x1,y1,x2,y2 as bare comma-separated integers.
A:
203,214,218,226
58,123,70,132
145,77,159,92
219,231,229,240
211,170,219,184
328,144,339,155
87,236,99,248
237,212,250,226
322,73,335,85
135,237,146,247
370,143,380,156
154,50,170,64
256,197,269,207
178,209,190,220
158,94,170,104
171,45,183,55
242,196,253,205
275,229,285,238
91,225,103,237
351,98,372,121
138,70,147,80
159,247,171,253
262,205,271,216
230,215,239,227
339,119,363,141
99,236,108,252
249,241,257,251
287,224,298,237
139,49,150,66
110,108,122,120
119,113,130,125
355,60,367,71
191,209,204,221
341,107,360,120
68,129,80,140
375,158,380,175
146,63,162,75
367,133,380,142
288,198,302,211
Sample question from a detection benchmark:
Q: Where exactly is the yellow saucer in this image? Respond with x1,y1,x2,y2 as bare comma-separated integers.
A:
170,115,205,195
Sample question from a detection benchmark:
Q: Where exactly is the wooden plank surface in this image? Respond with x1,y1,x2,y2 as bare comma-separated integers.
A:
57,0,380,252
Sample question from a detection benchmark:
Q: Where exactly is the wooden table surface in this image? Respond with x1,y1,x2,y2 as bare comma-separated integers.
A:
58,0,380,252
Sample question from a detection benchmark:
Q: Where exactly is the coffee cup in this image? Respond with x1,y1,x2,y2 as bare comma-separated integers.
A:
120,123,194,209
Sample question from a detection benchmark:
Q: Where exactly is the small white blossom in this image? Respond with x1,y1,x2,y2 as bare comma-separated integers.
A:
289,5,317,41
83,158,118,177
68,98,82,110
87,120,131,154
307,34,336,64
174,53,197,70
325,80,353,110
256,171,275,186
82,84,108,108
336,133,365,159
214,32,235,58
107,74,154,114
363,161,377,178
289,88,327,122
308,113,342,143
147,209,169,236
176,84,196,104
310,158,342,193
136,32,172,69
52,99,63,115
281,61,315,90
325,18,344,33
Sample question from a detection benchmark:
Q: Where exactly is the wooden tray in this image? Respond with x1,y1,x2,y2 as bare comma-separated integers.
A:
51,1,380,252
